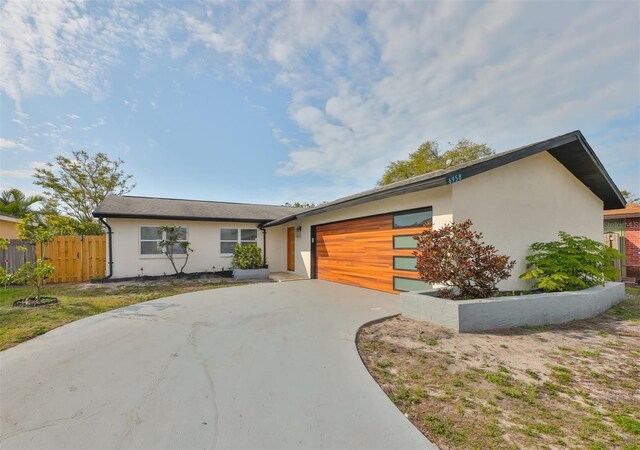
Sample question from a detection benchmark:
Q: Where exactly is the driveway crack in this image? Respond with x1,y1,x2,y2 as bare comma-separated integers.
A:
189,323,219,449
0,408,97,443
114,353,173,448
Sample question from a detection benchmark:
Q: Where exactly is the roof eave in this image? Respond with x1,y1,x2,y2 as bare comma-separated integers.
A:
92,212,273,224
263,176,450,227
604,213,640,219
573,132,626,210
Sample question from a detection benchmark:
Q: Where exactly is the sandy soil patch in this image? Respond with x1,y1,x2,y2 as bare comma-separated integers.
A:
357,288,640,449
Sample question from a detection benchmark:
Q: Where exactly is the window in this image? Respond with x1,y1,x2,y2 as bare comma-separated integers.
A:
393,235,418,249
393,276,432,292
393,208,432,228
393,256,418,271
140,226,188,255
220,228,258,254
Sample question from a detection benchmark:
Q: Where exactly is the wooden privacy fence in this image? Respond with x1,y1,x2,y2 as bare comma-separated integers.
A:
1,236,106,283
0,240,36,274
36,235,107,283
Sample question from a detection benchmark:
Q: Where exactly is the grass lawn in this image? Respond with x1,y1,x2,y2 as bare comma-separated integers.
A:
357,287,640,450
0,277,253,351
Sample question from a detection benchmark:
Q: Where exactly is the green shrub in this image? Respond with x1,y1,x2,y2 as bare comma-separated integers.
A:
520,232,624,292
0,266,14,288
231,244,263,269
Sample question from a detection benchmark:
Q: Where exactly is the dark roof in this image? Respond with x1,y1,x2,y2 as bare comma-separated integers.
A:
93,195,304,223
264,130,625,227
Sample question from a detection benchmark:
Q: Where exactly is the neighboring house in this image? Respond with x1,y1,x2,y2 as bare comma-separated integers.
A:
94,130,625,293
604,204,640,282
0,214,20,239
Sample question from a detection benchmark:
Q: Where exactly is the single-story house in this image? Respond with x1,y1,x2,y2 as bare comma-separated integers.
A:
0,214,21,239
93,130,625,293
604,204,640,282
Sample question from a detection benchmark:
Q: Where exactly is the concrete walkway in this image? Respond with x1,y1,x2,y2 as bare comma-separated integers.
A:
0,280,435,449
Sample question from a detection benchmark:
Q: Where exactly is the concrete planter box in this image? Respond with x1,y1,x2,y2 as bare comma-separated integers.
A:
232,268,270,280
400,282,626,333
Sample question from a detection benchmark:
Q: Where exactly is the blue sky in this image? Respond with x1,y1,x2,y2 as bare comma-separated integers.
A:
1,0,639,206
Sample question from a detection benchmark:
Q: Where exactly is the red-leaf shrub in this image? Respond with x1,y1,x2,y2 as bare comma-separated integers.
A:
413,219,515,299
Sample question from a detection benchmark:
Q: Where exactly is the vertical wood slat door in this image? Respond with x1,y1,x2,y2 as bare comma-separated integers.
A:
287,227,295,271
315,214,425,294
37,235,106,283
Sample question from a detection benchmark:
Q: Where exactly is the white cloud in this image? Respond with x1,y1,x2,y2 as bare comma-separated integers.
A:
0,0,131,110
253,1,639,185
0,1,637,191
0,138,32,152
271,128,293,146
0,138,19,149
0,161,48,179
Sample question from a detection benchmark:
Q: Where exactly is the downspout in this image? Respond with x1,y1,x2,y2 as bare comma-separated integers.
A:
260,227,267,268
98,216,113,279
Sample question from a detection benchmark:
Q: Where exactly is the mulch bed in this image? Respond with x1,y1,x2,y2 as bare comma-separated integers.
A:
12,297,60,307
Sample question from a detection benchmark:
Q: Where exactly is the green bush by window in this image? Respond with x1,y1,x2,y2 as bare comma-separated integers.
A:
231,244,263,269
520,232,624,292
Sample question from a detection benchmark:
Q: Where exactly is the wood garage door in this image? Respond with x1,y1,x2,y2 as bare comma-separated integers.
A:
314,209,432,294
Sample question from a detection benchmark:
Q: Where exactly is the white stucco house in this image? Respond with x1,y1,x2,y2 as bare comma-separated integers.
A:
93,131,626,294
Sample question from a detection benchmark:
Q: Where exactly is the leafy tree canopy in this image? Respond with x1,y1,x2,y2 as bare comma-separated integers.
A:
33,150,135,223
46,214,104,236
283,202,317,208
620,190,640,204
377,139,494,186
0,188,43,218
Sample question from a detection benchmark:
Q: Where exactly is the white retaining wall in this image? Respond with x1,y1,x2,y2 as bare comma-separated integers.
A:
400,283,626,332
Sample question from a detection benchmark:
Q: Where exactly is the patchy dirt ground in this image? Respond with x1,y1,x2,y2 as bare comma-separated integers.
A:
357,288,640,450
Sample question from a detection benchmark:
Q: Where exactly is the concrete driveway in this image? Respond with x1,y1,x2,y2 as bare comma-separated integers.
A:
0,280,435,449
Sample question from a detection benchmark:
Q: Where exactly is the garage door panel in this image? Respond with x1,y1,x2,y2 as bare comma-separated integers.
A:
315,213,427,293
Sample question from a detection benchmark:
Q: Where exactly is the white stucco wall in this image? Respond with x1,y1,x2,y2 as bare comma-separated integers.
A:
451,152,603,290
264,225,287,272
274,185,454,278
106,218,275,278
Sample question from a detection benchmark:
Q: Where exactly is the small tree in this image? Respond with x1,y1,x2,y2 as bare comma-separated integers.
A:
15,214,57,302
18,214,56,259
232,244,263,269
13,261,56,301
413,220,515,299
520,232,624,292
157,226,193,274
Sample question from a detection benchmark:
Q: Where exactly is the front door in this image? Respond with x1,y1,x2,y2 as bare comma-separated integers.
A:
287,227,295,271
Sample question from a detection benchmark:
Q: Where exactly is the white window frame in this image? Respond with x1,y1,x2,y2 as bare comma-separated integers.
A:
220,227,258,255
139,225,189,258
